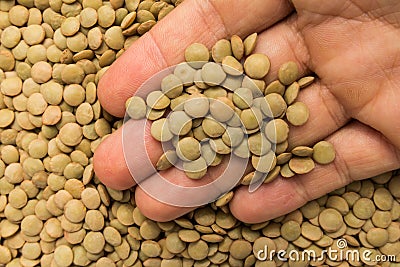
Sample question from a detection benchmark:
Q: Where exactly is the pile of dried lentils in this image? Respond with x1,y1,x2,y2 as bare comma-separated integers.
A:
0,0,399,266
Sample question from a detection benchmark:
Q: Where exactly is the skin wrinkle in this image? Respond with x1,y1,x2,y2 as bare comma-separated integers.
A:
379,11,400,27
347,34,400,146
296,0,376,21
287,83,350,149
296,21,339,73
395,145,400,166
317,84,350,132
370,47,400,92
283,16,311,74
356,67,400,120
242,178,295,215
280,16,351,133
276,179,299,206
291,175,316,209
356,20,400,76
347,126,399,175
349,0,373,22
331,145,352,184
147,31,169,69
382,134,400,170
378,57,400,135
203,0,230,39
386,48,400,78
353,0,400,27
296,3,373,29
259,0,294,33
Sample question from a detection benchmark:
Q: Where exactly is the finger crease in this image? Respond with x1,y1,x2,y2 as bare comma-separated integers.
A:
392,144,400,166
332,147,353,184
285,17,311,73
396,153,400,168
318,84,350,129
195,0,229,41
147,30,170,67
292,176,315,207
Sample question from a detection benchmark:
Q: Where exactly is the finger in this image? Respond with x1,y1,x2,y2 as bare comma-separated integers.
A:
135,187,192,222
135,158,254,222
292,0,400,148
93,119,163,190
98,0,293,117
230,122,400,223
287,80,350,149
251,16,350,148
135,157,226,222
254,15,310,83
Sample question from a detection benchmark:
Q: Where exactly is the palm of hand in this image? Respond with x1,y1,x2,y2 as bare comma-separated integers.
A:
296,0,400,148
94,0,400,223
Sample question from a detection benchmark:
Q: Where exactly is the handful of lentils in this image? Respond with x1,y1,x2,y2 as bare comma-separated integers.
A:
126,33,336,184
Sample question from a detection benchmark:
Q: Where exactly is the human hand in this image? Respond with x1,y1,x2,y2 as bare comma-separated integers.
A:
93,0,400,223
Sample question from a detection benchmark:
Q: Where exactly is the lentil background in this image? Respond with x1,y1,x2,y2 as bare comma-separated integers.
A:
0,0,399,267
